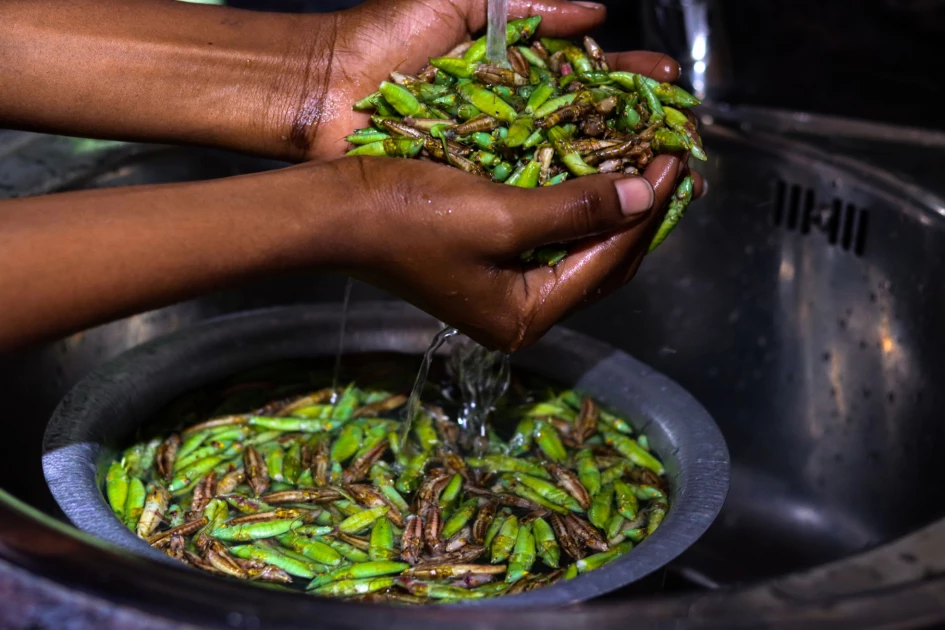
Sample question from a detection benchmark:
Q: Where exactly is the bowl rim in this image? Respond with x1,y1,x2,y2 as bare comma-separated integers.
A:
42,301,730,609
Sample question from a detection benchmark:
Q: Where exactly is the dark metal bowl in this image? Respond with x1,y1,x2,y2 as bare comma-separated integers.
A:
42,302,729,609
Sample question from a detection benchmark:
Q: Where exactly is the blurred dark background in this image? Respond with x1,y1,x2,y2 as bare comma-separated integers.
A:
638,0,945,130
225,0,945,130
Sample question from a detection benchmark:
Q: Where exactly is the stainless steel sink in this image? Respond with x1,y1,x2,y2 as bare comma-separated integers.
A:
2,110,945,627
569,118,945,584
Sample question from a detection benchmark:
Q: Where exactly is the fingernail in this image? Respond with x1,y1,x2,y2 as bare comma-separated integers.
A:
614,177,654,216
573,1,606,9
696,179,708,199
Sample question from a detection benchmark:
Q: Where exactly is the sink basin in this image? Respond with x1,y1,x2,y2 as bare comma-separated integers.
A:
2,109,945,627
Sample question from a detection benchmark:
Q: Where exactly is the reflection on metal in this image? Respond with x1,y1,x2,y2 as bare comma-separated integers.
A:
881,335,896,354
640,0,730,102
681,0,709,98
702,103,945,149
68,138,127,155
707,124,945,222
772,179,870,257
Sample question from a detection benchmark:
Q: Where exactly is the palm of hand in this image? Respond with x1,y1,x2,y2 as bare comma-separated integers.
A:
299,0,698,351
317,1,477,159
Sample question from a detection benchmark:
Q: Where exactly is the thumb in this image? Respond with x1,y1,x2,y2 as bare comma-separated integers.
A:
509,155,682,348
506,172,656,252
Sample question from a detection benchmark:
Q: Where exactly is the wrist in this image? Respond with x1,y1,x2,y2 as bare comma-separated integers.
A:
0,1,337,162
246,160,369,274
233,13,341,163
177,9,339,163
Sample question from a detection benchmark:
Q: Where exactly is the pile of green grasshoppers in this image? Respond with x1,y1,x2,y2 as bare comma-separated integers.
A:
346,16,705,265
106,384,669,604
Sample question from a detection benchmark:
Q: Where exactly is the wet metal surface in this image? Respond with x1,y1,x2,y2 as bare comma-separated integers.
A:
2,123,945,583
42,303,729,608
568,125,945,580
2,110,945,626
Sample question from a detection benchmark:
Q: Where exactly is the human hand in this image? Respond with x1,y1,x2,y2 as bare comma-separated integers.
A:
0,130,697,354
298,0,683,160
320,153,702,352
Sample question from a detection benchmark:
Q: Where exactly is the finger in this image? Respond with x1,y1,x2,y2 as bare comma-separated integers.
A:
516,1,608,38
652,159,705,199
685,108,700,128
607,52,680,83
502,172,657,252
572,153,684,277
456,0,608,39
515,155,682,346
604,156,687,285
690,169,706,199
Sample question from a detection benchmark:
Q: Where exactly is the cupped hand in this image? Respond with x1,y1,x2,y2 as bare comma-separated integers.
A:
279,0,704,351
307,0,681,159
327,153,702,353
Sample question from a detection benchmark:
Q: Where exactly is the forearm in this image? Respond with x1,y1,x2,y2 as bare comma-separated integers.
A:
0,0,331,162
0,165,350,352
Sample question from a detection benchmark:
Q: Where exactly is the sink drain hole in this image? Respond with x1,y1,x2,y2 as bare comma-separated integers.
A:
800,188,815,235
827,198,843,245
787,184,801,230
772,179,869,257
853,207,869,256
773,179,787,226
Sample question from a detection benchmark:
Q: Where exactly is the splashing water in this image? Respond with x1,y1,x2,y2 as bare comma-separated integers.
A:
401,326,460,446
401,326,510,458
446,335,510,456
486,0,510,67
330,278,354,404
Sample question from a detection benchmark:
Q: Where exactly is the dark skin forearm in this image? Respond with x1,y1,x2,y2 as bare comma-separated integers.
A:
0,0,682,163
0,0,704,354
0,153,697,355
0,0,326,161
0,166,348,351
